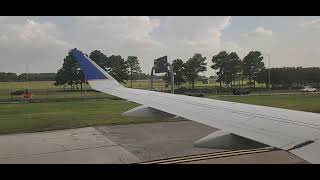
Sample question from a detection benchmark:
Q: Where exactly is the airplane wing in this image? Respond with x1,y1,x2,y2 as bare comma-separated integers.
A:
71,48,320,164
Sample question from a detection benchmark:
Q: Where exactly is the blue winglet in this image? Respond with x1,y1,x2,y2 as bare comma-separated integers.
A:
70,48,107,80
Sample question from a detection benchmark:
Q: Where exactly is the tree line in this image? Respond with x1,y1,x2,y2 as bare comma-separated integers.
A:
2,50,319,90
0,72,56,82
54,49,320,90
163,51,320,89
54,50,143,90
257,67,320,88
163,51,265,89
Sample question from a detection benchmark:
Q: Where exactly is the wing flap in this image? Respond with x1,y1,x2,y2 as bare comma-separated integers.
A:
290,139,320,163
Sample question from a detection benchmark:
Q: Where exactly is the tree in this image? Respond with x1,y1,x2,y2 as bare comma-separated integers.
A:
256,68,268,88
183,54,207,89
55,52,80,90
242,51,265,88
163,59,185,88
211,51,242,88
0,72,18,82
89,50,108,70
127,56,142,88
227,52,242,86
54,69,68,90
107,55,128,83
89,50,130,83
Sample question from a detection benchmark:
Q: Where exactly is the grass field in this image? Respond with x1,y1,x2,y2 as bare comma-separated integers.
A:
0,99,177,135
0,93,319,135
210,94,320,113
0,81,64,91
0,80,266,91
0,80,317,135
0,80,220,91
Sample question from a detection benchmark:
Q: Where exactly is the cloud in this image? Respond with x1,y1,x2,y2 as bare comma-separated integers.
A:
242,26,273,39
0,19,70,47
72,16,164,51
68,16,167,72
221,41,241,53
69,16,232,73
0,16,234,75
300,18,320,29
0,18,71,73
151,16,232,65
159,16,231,52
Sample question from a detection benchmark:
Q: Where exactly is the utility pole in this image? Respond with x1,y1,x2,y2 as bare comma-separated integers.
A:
263,53,271,95
167,63,174,94
84,72,87,101
266,54,271,95
26,64,29,93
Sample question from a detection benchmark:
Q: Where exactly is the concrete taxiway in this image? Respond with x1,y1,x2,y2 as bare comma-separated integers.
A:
0,121,307,164
0,127,139,164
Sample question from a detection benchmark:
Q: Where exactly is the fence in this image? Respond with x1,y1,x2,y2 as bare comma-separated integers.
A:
0,89,122,103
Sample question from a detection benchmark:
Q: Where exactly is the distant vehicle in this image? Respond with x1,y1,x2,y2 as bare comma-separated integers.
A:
224,84,231,88
232,88,250,95
147,88,159,92
10,90,25,96
10,89,32,100
300,86,318,92
184,92,204,97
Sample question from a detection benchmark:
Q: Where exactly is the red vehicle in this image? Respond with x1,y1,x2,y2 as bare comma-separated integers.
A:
23,92,32,99
10,89,32,100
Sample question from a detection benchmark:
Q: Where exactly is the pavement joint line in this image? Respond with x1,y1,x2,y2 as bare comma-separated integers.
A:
0,144,119,160
140,147,272,164
160,149,271,164
139,147,275,164
93,127,143,162
0,127,97,138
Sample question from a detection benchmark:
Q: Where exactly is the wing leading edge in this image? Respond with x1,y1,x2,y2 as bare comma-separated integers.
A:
71,49,320,164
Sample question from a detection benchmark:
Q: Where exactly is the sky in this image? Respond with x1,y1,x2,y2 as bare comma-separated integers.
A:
0,16,320,76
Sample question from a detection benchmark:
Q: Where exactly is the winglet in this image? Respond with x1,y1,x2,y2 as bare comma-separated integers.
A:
70,48,108,80
70,48,123,90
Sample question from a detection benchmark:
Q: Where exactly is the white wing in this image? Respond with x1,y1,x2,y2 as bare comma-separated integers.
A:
71,49,320,164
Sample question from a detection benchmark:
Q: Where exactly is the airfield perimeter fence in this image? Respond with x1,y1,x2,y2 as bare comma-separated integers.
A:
0,89,123,103
0,80,311,103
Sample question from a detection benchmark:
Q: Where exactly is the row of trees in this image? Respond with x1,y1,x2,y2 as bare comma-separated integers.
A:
163,51,265,89
257,67,320,88
211,51,265,88
162,54,207,89
54,50,142,90
0,72,56,82
2,49,320,91
54,49,320,90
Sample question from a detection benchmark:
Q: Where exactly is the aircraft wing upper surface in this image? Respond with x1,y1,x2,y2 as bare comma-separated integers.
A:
71,48,320,164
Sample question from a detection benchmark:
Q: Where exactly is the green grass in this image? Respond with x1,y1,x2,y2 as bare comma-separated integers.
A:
209,94,320,113
0,81,64,90
0,99,175,135
2,93,318,135
0,89,120,102
1,80,316,135
1,80,265,91
0,80,176,91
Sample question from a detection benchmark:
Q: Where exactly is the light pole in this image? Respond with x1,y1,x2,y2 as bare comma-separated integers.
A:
263,54,271,95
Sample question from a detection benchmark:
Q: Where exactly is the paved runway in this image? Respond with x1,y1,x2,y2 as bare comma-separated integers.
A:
0,127,139,164
0,121,307,164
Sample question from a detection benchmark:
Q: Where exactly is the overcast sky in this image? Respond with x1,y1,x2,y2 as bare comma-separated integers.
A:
0,16,320,76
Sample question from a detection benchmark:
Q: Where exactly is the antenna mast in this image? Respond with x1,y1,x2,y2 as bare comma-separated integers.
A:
26,64,30,93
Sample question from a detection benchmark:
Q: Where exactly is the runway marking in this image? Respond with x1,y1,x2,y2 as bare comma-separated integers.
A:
139,147,276,164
